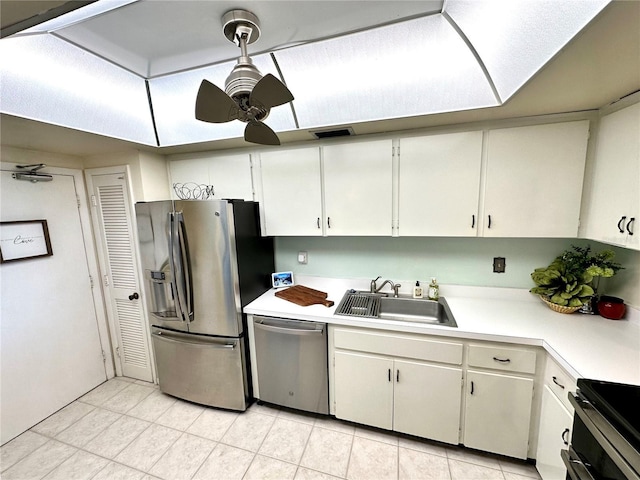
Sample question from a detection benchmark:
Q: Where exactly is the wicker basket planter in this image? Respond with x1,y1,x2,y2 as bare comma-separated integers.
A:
539,295,581,314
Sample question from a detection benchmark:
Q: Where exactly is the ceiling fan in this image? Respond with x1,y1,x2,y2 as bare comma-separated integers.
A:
195,10,294,146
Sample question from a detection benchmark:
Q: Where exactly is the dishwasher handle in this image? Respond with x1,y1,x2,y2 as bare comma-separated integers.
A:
254,318,325,336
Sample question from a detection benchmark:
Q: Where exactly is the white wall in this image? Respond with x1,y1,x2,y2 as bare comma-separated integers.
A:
84,149,171,202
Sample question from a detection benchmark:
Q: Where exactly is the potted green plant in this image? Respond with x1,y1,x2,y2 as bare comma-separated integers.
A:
530,245,623,313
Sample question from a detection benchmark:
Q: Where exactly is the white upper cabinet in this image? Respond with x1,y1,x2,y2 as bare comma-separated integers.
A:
398,131,483,236
169,152,253,201
482,121,590,237
258,140,392,236
583,102,640,250
323,140,393,236
259,147,323,236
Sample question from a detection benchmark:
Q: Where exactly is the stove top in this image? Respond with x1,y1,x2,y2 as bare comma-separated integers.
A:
577,378,640,452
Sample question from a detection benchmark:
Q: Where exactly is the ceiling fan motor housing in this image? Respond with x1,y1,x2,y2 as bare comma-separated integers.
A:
222,10,268,121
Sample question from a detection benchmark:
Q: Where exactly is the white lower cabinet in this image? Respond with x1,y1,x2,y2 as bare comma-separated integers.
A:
332,328,463,445
463,370,534,459
331,328,540,459
334,351,394,430
536,385,573,480
393,359,462,444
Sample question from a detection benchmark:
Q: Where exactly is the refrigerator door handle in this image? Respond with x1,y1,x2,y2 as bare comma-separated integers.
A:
167,212,186,323
152,331,236,349
176,212,194,321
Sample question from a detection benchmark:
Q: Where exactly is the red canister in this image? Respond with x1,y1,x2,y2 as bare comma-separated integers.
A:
597,295,626,320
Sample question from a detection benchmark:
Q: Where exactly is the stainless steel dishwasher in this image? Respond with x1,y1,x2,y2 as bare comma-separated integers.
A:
253,316,328,414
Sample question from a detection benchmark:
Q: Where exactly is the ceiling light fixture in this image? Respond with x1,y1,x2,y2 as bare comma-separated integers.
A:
194,10,294,146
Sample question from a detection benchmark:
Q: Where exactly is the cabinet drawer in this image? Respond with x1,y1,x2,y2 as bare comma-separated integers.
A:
334,328,463,365
544,356,577,412
467,344,537,374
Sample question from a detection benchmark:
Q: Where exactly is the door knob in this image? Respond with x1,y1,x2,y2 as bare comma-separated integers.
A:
129,292,139,300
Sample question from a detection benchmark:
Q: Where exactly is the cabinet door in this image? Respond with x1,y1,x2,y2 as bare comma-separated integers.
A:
259,147,323,236
536,385,573,480
323,140,393,235
464,370,533,459
483,121,589,237
393,359,462,445
334,351,393,430
169,153,253,201
583,103,640,249
398,132,482,236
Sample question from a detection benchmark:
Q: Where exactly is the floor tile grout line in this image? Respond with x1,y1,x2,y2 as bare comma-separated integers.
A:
13,377,540,480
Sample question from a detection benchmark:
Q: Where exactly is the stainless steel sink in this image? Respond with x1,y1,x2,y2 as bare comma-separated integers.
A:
335,290,457,327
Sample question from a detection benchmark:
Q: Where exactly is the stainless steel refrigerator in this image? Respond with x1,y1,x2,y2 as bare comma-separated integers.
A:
135,199,274,411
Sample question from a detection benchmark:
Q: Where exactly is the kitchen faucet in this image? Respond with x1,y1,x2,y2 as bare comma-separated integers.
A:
370,276,401,297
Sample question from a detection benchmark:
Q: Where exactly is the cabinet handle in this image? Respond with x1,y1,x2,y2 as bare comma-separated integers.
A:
487,215,492,229
388,368,391,382
627,217,635,236
327,217,331,229
470,381,475,395
317,217,320,229
396,369,400,382
552,376,565,389
492,356,510,363
562,428,570,446
618,216,627,233
471,214,475,229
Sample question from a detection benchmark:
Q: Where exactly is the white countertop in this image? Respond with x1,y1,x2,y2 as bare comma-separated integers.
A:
244,275,640,386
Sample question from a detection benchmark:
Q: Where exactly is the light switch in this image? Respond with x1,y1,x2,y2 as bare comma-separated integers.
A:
298,251,308,264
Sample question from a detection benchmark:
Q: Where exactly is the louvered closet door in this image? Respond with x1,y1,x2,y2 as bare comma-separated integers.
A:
90,172,152,381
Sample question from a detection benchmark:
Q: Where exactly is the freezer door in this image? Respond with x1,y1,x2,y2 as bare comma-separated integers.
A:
175,200,242,336
151,327,248,410
135,201,187,332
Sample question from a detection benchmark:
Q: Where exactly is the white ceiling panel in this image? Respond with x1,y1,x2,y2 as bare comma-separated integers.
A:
0,34,156,145
445,0,611,101
275,14,498,129
150,54,297,146
54,0,443,78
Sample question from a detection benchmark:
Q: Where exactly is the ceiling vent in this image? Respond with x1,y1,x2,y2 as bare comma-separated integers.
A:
311,127,355,139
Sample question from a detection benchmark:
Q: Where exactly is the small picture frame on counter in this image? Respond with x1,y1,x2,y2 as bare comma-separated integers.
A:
271,271,294,288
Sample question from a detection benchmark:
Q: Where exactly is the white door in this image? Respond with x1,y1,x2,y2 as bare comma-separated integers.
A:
482,121,589,237
323,140,393,235
334,351,393,429
398,132,483,236
536,385,573,480
393,360,462,445
87,169,153,382
0,169,106,443
464,370,534,459
259,147,323,236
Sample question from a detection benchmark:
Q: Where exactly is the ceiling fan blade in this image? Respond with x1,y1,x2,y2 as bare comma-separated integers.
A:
249,74,294,110
195,80,238,123
245,121,280,146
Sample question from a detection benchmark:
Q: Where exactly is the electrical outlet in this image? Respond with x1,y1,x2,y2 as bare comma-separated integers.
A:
298,251,308,264
493,257,506,273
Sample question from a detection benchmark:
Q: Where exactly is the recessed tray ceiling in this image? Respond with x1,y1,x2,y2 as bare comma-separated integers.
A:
0,0,611,147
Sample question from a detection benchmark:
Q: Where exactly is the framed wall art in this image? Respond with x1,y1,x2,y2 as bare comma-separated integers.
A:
0,220,53,263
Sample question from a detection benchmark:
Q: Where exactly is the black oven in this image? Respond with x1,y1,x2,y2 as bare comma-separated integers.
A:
562,379,640,480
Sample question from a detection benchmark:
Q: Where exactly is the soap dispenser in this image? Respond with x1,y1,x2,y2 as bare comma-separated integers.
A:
428,277,439,301
413,281,423,299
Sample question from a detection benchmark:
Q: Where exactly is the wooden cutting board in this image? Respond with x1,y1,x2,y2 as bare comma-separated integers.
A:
275,285,335,307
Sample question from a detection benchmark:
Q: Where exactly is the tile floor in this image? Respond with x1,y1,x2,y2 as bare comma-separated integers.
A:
1,377,542,480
